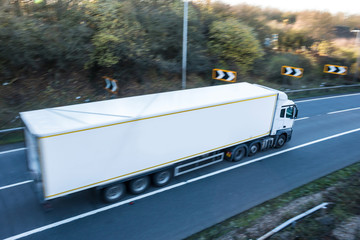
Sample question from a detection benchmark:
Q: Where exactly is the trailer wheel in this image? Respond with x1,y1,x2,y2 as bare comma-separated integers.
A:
102,183,126,203
248,142,260,156
128,176,150,194
232,145,246,162
152,170,172,187
275,134,286,148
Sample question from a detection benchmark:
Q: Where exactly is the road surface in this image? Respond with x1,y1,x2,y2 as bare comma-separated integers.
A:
1,92,360,240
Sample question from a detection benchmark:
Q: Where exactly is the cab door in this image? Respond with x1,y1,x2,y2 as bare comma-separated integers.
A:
280,105,297,129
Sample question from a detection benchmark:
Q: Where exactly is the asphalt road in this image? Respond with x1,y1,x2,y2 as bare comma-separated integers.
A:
1,92,360,240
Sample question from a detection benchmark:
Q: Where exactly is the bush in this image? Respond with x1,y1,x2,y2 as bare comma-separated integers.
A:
208,18,264,73
263,53,316,84
0,3,93,76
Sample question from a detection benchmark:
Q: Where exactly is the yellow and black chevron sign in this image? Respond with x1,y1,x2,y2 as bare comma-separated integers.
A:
212,69,237,82
323,64,348,75
281,66,304,78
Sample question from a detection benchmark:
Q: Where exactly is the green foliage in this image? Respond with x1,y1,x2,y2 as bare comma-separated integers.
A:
311,41,356,65
85,0,210,76
295,11,335,40
281,12,296,24
230,4,272,41
333,47,356,62
277,30,313,51
86,0,148,69
317,40,336,56
0,0,359,83
0,1,93,74
0,16,43,70
208,19,264,73
264,53,315,83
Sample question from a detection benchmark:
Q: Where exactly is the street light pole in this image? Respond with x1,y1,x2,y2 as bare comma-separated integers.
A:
351,30,360,82
182,0,188,90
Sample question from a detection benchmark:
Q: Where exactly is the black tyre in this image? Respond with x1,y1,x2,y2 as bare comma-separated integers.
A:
152,170,172,187
102,183,126,203
128,176,150,194
232,145,246,162
275,134,286,148
248,142,260,156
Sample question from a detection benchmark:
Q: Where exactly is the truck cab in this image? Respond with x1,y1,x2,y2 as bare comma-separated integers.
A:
271,92,298,145
279,102,298,130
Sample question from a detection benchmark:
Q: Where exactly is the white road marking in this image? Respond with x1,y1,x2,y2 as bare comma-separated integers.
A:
295,92,360,103
0,180,33,191
327,107,360,115
0,148,26,155
4,127,360,240
295,117,309,121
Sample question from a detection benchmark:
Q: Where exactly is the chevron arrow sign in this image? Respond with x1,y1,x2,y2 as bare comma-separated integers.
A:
281,66,304,78
102,76,118,94
323,64,348,75
212,69,237,82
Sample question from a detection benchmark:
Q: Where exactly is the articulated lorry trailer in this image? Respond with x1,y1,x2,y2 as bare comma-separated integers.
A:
21,82,298,203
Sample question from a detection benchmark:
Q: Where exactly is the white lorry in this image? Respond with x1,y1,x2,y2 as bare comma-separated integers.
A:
21,82,298,203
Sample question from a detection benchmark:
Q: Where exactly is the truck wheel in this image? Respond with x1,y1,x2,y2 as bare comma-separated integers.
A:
152,170,172,187
128,176,150,194
102,183,126,203
275,134,286,148
232,145,246,162
248,142,260,156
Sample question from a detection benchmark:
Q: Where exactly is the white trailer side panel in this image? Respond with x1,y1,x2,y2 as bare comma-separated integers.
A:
38,94,277,199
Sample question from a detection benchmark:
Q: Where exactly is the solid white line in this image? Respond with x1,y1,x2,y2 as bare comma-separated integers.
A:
0,148,26,155
4,127,360,240
295,117,309,121
295,92,360,103
0,180,33,191
327,107,360,115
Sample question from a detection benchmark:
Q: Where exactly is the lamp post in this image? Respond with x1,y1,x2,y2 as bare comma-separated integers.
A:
182,0,188,90
351,30,360,81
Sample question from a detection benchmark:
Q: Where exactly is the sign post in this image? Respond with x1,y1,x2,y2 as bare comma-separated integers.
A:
182,0,188,90
281,66,303,88
351,30,360,81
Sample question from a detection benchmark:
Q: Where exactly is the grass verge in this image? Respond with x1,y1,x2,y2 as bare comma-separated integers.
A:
0,131,24,145
186,161,360,240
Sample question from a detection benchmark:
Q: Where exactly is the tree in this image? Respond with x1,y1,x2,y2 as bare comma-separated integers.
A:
264,53,314,84
317,40,336,56
86,0,210,77
0,0,92,76
133,0,210,74
85,0,149,69
230,4,271,41
278,30,313,51
208,19,264,73
294,11,335,40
